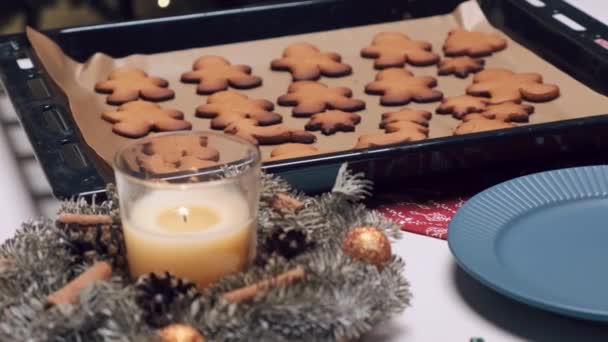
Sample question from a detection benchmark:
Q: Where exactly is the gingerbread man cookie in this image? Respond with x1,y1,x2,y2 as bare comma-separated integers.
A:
224,119,316,145
268,144,325,161
454,114,516,135
355,108,429,149
102,101,191,138
354,125,428,149
271,43,352,81
181,56,262,94
382,120,430,135
305,110,361,135
361,32,440,68
438,57,485,78
436,95,490,119
95,67,174,105
136,135,220,174
277,81,365,117
365,68,443,106
466,68,560,104
196,91,283,130
478,102,534,122
443,29,507,57
380,108,432,128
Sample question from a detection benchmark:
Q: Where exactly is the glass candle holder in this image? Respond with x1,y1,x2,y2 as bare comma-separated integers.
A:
113,131,260,288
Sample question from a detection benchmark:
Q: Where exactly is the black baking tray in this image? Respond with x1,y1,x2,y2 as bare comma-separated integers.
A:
1,0,608,199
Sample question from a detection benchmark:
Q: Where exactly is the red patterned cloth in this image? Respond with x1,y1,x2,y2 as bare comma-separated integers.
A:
375,197,468,240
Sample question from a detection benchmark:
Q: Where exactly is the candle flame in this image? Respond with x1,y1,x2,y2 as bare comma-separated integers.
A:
178,207,189,223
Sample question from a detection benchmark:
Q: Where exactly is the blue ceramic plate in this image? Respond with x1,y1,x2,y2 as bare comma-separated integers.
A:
448,165,608,321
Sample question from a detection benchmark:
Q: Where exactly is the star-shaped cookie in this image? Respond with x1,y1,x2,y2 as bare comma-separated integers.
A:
436,95,490,119
438,57,485,78
305,110,361,135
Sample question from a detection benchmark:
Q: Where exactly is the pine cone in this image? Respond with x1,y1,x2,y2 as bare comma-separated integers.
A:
257,229,315,265
135,272,199,328
58,222,126,268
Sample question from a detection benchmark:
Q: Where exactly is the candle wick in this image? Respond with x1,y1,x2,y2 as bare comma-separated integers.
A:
178,207,189,224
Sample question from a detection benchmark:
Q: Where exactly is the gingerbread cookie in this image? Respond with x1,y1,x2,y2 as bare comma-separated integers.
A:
454,115,516,135
138,155,218,175
355,109,429,149
478,102,534,122
467,68,560,104
136,135,220,174
355,128,428,149
436,95,490,119
380,108,432,128
382,120,430,135
277,81,365,117
196,91,282,129
271,43,352,81
102,101,191,138
361,32,440,68
438,57,485,78
305,110,361,135
443,29,507,57
181,56,262,94
268,144,325,161
224,119,316,145
94,67,174,105
365,68,443,106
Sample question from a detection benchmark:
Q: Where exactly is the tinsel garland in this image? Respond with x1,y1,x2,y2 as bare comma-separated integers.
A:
0,164,411,341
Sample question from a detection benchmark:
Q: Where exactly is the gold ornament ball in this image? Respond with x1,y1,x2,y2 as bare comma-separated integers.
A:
158,324,205,342
342,226,392,268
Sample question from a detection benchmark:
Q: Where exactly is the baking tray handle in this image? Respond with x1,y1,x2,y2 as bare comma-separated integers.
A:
0,39,106,198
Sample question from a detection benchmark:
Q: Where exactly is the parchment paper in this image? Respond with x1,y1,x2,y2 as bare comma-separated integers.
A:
26,0,608,170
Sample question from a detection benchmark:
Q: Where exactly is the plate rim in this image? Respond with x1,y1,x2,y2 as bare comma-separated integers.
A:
448,164,608,322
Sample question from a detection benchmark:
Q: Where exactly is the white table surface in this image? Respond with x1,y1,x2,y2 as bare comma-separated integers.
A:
363,233,608,341
564,0,608,26
2,0,608,339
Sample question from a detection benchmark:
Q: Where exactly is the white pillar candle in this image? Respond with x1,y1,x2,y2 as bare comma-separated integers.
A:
123,185,255,288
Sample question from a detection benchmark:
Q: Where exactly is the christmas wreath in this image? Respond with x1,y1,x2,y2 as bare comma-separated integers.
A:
0,164,410,341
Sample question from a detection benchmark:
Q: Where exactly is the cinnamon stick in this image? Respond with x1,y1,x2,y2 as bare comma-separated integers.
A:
223,265,305,303
270,193,304,214
0,258,13,273
47,261,112,305
56,213,113,225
